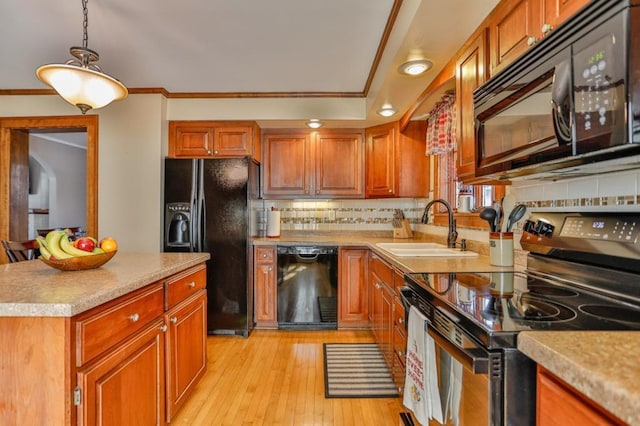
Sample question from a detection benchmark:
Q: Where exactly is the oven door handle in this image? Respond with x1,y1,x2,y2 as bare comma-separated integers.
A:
426,323,489,374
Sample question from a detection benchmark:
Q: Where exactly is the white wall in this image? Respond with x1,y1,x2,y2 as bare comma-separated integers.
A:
0,94,166,252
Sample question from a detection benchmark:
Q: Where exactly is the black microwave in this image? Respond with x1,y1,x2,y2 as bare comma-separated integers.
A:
474,0,640,179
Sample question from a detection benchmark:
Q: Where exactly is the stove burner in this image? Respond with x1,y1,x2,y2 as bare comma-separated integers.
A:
527,285,579,298
579,305,640,324
480,294,576,323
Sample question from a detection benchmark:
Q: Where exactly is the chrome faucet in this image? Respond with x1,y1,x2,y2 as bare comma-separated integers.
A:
421,199,458,248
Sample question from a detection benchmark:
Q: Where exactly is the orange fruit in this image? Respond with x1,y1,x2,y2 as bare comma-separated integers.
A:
100,237,118,252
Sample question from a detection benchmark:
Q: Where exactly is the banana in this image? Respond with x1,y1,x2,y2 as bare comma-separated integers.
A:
92,247,105,254
45,230,73,260
36,236,51,260
60,234,95,257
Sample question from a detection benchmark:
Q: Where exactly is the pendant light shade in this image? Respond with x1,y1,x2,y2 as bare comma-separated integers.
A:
36,0,127,114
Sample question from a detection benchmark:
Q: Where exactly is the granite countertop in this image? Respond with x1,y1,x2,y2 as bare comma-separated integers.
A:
518,331,640,425
0,252,210,317
253,234,522,273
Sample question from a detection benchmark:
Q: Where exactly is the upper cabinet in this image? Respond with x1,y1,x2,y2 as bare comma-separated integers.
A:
262,130,364,198
489,0,590,76
455,29,488,182
365,121,430,198
169,121,261,161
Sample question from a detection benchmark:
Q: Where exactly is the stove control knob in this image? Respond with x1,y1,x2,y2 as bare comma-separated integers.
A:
535,220,555,237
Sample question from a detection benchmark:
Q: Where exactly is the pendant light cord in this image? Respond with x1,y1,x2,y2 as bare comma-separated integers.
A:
82,0,89,49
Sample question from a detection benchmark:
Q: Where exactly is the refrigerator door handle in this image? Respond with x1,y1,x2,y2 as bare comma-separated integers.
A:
196,159,205,252
190,159,198,252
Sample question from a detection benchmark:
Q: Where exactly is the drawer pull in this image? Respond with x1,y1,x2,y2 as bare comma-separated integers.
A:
262,253,268,258
188,281,196,288
170,316,178,324
397,350,405,357
160,324,168,332
398,317,404,324
129,313,140,323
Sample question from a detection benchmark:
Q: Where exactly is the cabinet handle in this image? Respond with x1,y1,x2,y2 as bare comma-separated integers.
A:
527,36,537,46
388,189,392,193
170,316,178,324
268,267,273,272
541,23,553,35
262,253,268,258
214,150,219,155
316,190,320,194
207,150,212,155
129,313,140,323
398,317,404,324
397,349,404,357
187,281,196,288
160,324,168,332
375,283,382,289
398,386,404,394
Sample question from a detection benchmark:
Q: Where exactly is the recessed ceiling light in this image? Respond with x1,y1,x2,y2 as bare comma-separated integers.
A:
306,119,323,129
398,59,433,76
377,106,397,117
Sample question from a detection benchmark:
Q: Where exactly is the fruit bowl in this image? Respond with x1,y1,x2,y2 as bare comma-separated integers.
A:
39,251,117,271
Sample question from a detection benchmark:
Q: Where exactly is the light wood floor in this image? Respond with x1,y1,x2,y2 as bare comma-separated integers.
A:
172,329,406,425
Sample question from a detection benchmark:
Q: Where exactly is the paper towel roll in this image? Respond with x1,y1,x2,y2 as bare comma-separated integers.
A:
267,210,281,237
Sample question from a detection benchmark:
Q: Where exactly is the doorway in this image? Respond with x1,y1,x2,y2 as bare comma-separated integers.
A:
0,115,98,263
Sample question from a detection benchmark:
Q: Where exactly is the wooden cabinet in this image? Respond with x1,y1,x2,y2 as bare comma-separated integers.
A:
77,319,166,425
254,246,277,328
537,366,624,426
169,121,261,160
369,254,394,366
164,265,208,422
75,282,167,425
365,121,429,198
455,29,488,182
338,248,369,328
391,269,407,395
489,0,590,75
262,130,364,198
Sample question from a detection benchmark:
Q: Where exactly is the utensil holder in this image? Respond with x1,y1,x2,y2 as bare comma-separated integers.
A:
489,232,514,266
393,219,414,239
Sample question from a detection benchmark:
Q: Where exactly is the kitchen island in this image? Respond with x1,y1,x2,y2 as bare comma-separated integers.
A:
0,252,210,425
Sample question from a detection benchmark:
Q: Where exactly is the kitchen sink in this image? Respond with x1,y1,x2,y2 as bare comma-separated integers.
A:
375,242,478,257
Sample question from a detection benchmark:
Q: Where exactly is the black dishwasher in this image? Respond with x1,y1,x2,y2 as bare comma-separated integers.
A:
277,246,338,329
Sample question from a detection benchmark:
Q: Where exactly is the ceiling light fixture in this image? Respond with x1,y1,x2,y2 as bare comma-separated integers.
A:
377,106,397,117
306,119,324,129
398,59,433,76
35,0,128,114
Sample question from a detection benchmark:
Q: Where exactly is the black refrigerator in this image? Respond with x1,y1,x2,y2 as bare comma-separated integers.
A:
164,157,259,337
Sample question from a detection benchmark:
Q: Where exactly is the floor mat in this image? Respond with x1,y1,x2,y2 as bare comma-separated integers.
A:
323,343,398,398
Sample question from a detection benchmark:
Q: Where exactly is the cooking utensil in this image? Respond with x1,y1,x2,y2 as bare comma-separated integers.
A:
501,194,516,232
479,207,498,232
494,201,502,232
507,204,526,232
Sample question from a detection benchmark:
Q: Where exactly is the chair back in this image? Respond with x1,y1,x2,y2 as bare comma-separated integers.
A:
1,239,40,263
37,227,84,239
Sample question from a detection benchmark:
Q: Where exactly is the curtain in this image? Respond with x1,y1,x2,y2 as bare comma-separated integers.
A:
425,93,456,156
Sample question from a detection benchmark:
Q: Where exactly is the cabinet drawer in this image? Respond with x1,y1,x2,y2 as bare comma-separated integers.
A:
165,264,207,309
75,283,164,366
393,296,406,336
255,246,275,264
370,255,393,287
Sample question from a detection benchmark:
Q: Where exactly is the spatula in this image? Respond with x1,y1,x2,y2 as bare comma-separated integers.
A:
501,194,516,232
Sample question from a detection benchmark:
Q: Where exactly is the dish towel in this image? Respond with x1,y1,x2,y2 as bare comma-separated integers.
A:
403,306,444,425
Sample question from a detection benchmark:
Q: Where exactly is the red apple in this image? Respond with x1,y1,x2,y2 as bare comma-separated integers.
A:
76,237,96,252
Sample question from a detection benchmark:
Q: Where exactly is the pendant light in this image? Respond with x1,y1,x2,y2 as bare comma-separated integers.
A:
36,0,127,114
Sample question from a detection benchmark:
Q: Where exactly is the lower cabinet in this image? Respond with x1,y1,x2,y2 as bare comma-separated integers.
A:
392,269,407,395
369,254,394,366
77,319,167,425
165,290,207,422
254,246,277,328
338,248,369,327
537,366,624,426
74,264,208,425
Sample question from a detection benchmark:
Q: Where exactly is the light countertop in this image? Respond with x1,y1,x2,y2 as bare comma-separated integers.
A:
518,331,640,425
0,252,210,317
253,234,522,274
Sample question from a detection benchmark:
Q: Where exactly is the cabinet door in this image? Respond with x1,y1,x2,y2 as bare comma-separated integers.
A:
213,126,251,157
254,247,277,327
315,132,364,197
542,0,589,33
380,285,394,366
338,249,369,327
489,0,542,75
165,290,207,422
77,320,166,426
365,122,398,197
171,125,214,157
456,29,488,182
262,133,312,197
537,367,623,425
398,121,430,198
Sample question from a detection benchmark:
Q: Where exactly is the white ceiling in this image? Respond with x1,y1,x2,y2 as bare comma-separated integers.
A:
1,0,498,126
